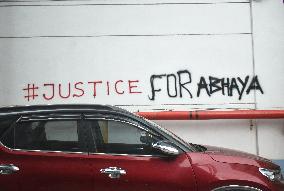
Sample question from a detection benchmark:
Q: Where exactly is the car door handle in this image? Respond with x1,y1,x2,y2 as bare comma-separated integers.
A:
0,164,19,175
100,167,126,179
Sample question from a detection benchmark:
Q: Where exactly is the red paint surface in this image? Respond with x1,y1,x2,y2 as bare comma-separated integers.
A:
137,110,284,120
0,144,283,191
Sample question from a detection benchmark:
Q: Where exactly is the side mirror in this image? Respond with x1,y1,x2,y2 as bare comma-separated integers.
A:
152,140,180,156
140,132,157,145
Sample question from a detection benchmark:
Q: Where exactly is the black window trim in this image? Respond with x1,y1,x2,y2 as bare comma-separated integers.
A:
0,115,21,152
0,115,90,155
0,111,194,157
84,116,185,157
0,116,169,157
20,114,82,122
85,116,161,138
84,111,196,152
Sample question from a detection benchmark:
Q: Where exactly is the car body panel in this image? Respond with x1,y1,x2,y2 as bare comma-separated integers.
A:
0,146,20,190
0,105,283,191
0,146,93,191
88,153,197,191
188,152,272,191
204,145,279,169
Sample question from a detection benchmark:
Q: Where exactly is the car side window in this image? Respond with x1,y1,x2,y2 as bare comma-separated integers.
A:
0,117,17,148
1,120,88,153
88,119,163,155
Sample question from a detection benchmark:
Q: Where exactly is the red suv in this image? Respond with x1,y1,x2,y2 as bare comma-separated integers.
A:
0,105,283,191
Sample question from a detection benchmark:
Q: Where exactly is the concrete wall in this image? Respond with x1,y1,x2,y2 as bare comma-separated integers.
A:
0,0,283,166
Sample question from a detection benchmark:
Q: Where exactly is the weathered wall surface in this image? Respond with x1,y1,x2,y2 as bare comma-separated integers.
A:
0,0,283,164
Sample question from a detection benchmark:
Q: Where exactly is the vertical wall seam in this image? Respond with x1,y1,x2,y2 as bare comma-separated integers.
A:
249,0,259,156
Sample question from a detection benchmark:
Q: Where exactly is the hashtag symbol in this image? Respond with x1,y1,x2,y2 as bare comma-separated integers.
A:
23,84,39,101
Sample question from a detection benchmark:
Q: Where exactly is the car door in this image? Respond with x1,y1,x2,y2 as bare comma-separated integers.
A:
85,118,197,191
0,117,21,191
0,115,94,191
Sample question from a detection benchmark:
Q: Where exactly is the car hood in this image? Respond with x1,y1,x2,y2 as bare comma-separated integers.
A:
202,145,279,169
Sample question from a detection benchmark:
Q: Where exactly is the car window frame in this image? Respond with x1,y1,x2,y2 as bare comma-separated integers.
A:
84,115,182,157
95,111,197,152
0,111,190,157
0,114,91,155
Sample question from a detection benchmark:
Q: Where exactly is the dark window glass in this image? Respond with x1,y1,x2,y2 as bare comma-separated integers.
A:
0,118,17,148
13,120,87,153
88,120,163,155
0,118,14,136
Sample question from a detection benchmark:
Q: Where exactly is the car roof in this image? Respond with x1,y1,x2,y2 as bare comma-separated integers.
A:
0,104,131,117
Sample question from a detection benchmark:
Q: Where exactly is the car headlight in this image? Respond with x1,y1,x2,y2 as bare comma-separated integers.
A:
259,168,283,181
